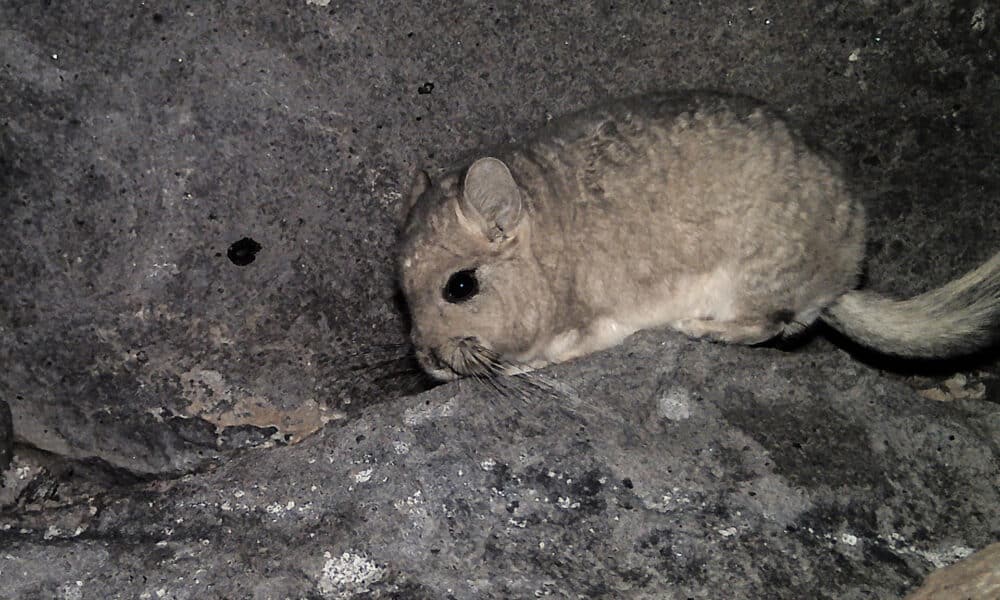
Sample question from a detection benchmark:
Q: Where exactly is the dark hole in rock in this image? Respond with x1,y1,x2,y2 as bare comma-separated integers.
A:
227,237,262,266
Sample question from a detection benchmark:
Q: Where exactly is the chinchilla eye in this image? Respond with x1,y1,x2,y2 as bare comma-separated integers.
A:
443,269,479,303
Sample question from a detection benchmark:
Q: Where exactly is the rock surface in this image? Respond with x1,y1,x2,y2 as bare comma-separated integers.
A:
0,400,12,475
2,332,999,598
905,542,1000,600
1,1,998,598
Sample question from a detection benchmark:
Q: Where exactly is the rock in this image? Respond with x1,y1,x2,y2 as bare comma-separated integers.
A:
0,400,12,475
0,332,998,598
905,542,1000,600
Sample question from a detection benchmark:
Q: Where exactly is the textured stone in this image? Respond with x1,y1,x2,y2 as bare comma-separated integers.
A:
905,542,1000,600
1,332,998,598
0,400,11,475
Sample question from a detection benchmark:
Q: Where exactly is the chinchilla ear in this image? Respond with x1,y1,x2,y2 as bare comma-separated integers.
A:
397,166,431,226
459,157,524,241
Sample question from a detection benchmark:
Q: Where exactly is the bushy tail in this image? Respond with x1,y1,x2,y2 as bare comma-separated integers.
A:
821,252,1000,358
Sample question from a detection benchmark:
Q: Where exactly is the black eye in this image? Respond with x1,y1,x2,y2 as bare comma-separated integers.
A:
443,269,479,303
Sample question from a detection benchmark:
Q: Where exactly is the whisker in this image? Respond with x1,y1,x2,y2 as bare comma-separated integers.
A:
467,355,504,399
322,342,442,397
348,354,414,373
380,340,626,429
455,344,517,404
316,344,417,386
464,344,563,406
477,372,506,401
369,361,422,384
517,377,564,406
510,368,626,426
333,342,411,363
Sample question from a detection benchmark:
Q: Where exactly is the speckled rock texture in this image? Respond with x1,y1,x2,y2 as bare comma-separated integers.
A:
0,400,12,474
905,542,1000,600
2,333,999,598
1,1,997,598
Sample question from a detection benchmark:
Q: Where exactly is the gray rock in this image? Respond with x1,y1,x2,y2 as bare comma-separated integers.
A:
1,332,998,598
0,0,997,598
0,400,11,475
904,542,1000,600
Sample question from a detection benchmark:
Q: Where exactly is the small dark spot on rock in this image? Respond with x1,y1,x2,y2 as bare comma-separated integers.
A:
572,470,605,497
152,12,164,23
622,478,633,489
934,70,967,93
356,434,365,442
417,82,434,94
227,237,262,266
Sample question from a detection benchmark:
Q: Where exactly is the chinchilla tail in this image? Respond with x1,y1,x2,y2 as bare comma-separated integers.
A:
821,251,1000,358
